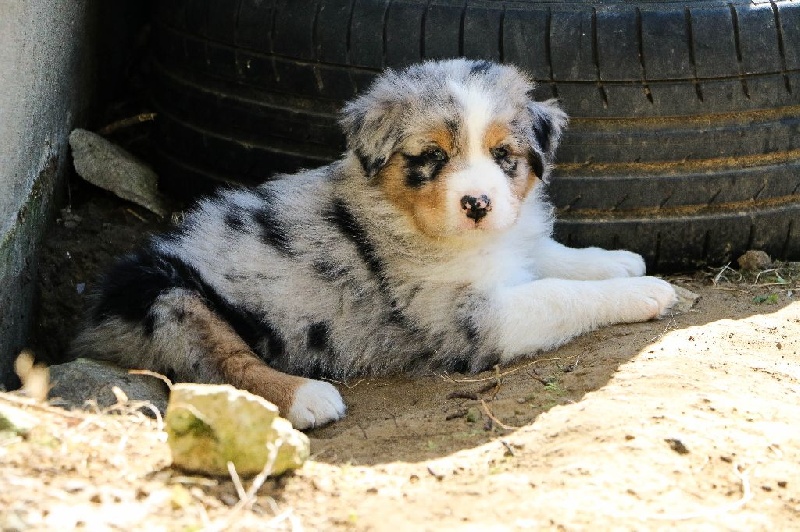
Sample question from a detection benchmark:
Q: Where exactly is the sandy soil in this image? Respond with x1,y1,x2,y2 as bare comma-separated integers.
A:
4,179,798,530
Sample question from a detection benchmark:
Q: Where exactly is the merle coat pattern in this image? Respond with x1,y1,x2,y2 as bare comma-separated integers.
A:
73,60,676,429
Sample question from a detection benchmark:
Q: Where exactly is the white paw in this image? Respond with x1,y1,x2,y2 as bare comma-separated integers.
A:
627,277,678,320
286,380,346,430
603,250,647,278
554,248,647,280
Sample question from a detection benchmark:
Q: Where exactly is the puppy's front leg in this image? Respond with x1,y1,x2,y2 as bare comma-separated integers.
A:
530,238,647,280
486,276,677,364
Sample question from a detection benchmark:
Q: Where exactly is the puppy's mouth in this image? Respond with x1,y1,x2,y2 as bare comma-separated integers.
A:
451,211,516,235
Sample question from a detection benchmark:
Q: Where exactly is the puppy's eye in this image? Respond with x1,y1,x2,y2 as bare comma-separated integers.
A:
491,146,510,162
422,147,448,163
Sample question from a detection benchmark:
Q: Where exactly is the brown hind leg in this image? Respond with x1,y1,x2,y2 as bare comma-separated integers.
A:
149,289,345,429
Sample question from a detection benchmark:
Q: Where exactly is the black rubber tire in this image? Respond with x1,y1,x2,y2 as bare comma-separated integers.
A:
150,0,800,272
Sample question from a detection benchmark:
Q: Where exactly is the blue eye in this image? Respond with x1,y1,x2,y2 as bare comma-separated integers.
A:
423,147,448,163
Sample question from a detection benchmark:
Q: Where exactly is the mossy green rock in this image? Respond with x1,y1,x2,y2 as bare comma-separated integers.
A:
0,403,39,437
165,384,310,476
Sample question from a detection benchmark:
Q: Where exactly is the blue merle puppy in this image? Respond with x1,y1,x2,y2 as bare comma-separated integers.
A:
72,59,676,429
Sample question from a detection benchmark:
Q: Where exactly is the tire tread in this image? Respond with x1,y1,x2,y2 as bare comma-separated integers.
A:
151,0,800,271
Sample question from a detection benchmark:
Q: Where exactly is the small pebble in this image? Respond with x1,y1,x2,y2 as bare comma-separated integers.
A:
737,250,771,271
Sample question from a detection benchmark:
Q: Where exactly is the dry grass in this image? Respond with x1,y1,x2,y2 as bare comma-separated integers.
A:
0,392,300,531
706,260,800,289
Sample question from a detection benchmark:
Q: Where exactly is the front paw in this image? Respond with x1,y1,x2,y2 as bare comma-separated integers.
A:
604,250,647,278
627,276,678,320
287,380,346,430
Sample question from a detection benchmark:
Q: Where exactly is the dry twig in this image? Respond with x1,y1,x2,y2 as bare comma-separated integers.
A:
210,438,290,530
128,369,174,389
441,357,565,384
98,112,157,135
711,262,738,286
480,399,518,431
125,208,149,222
321,377,365,390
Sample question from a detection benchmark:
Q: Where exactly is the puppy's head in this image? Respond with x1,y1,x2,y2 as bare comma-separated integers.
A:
340,59,567,238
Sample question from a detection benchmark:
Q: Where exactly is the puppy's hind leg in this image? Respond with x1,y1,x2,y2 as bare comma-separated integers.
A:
148,290,346,429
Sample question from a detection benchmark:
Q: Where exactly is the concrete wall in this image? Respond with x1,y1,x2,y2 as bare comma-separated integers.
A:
0,1,97,388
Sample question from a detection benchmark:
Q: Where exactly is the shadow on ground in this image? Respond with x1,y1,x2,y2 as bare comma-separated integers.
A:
307,283,795,465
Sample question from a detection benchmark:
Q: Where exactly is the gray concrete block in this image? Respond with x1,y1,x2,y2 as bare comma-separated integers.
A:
0,1,97,388
0,158,60,389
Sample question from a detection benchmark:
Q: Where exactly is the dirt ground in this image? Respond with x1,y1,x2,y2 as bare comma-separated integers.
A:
3,178,799,530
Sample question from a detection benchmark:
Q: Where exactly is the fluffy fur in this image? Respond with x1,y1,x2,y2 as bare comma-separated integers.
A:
72,59,677,429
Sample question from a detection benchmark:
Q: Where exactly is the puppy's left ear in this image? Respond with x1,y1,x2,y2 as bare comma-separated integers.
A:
526,99,568,182
339,91,405,179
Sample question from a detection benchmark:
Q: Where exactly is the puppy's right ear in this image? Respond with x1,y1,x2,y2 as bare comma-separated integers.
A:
339,86,406,179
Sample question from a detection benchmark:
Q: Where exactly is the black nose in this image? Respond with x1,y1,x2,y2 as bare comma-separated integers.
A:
460,194,491,221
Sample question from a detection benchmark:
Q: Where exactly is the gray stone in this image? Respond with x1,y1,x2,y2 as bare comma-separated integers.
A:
0,162,59,391
166,384,310,477
672,284,700,314
69,128,169,218
48,358,169,415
